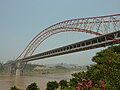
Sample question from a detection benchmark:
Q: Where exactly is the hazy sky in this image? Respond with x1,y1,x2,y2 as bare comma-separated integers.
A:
0,0,120,65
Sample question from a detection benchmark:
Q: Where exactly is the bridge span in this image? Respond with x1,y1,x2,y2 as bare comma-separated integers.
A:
19,31,120,62
4,14,120,75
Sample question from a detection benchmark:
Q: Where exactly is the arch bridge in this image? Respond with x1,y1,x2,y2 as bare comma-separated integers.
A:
5,14,120,75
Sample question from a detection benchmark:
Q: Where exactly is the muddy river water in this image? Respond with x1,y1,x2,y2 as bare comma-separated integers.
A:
0,73,72,90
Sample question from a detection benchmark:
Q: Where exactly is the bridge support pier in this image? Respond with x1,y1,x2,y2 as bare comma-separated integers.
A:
15,62,24,76
16,69,21,76
16,69,24,76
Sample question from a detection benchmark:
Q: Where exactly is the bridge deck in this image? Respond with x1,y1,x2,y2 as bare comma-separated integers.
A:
18,30,120,62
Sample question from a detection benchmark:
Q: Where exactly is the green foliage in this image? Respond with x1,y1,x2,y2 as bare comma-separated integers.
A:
46,81,59,90
68,71,90,90
67,72,85,89
91,45,120,89
10,86,20,90
65,45,120,90
26,82,39,90
59,80,68,89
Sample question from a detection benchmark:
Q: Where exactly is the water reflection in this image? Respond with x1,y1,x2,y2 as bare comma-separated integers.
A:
14,76,25,90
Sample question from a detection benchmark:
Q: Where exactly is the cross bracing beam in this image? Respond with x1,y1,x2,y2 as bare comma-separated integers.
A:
18,30,120,62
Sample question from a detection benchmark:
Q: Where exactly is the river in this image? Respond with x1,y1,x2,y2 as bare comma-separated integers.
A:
0,73,72,90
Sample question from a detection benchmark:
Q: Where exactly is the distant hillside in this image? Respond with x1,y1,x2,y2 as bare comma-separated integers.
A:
55,65,67,70
24,64,45,71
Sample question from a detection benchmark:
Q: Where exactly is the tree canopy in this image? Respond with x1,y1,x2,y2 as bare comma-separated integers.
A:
46,81,59,90
91,45,120,89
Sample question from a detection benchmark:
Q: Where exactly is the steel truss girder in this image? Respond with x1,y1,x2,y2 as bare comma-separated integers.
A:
20,31,120,62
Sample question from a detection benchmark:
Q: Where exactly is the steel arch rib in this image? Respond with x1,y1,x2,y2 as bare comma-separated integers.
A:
17,14,120,59
26,28,102,56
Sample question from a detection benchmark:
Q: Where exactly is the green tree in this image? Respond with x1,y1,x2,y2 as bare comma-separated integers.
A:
0,62,4,72
46,81,58,90
10,86,20,90
66,45,120,90
59,80,68,89
66,71,87,90
26,82,39,90
91,45,120,89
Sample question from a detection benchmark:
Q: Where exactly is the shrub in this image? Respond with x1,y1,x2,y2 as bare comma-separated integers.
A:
10,86,20,90
26,82,39,90
46,81,58,90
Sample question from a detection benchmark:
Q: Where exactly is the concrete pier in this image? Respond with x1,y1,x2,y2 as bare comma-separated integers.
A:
16,69,21,76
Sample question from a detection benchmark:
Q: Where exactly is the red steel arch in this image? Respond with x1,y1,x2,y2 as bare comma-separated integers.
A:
17,14,120,59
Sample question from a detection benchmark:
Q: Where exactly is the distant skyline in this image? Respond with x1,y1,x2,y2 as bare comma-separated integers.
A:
0,0,120,65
